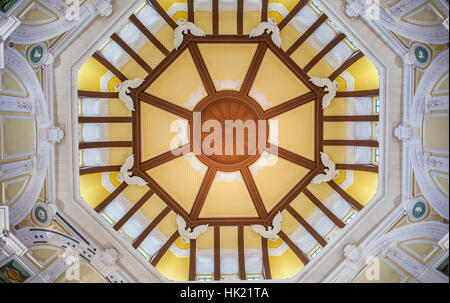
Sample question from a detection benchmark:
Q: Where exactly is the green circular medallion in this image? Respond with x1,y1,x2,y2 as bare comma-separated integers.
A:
412,201,427,219
414,46,429,64
30,45,44,64
34,206,48,224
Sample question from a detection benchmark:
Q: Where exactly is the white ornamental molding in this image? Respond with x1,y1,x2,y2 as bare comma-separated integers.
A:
249,18,282,48
394,124,415,142
439,233,449,251
311,152,339,184
176,215,208,243
0,206,27,257
114,78,143,111
40,126,64,144
343,244,366,268
309,78,339,109
173,18,205,50
425,95,449,112
87,0,113,17
0,16,21,69
0,158,35,182
117,155,147,186
251,212,282,242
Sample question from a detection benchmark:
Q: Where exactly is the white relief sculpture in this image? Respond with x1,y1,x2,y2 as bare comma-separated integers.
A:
311,152,340,184
41,126,64,143
176,215,208,243
251,212,282,242
250,87,273,109
249,18,282,48
174,18,206,50
309,78,339,109
215,172,242,183
183,86,206,109
114,78,143,111
394,124,414,141
117,155,147,186
91,0,113,17
214,80,242,91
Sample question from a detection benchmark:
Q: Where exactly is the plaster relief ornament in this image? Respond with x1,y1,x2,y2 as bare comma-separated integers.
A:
114,79,144,111
311,152,340,184
117,155,148,186
249,18,282,48
174,18,206,50
176,215,208,243
309,78,340,109
251,211,282,242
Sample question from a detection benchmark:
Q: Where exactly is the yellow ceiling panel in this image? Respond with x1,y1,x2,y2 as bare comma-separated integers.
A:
109,123,132,141
306,182,333,202
244,226,261,249
138,41,166,69
281,209,300,235
269,247,305,279
323,122,347,140
346,56,380,91
123,185,151,204
195,11,213,35
155,210,178,238
243,11,261,35
220,226,238,249
346,171,378,206
196,226,215,249
290,192,318,220
290,41,317,69
280,24,300,51
219,11,237,35
154,24,175,52
138,194,168,221
109,147,132,166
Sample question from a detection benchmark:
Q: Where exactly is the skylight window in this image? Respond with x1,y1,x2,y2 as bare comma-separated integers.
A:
118,22,141,46
136,5,159,29
100,40,125,65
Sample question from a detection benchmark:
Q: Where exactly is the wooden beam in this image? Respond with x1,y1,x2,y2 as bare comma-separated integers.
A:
238,226,246,280
278,231,309,265
303,188,345,228
129,14,170,56
323,140,379,147
237,0,243,35
92,51,127,82
78,90,118,99
335,89,380,98
189,239,196,281
113,189,154,231
188,0,194,23
190,168,217,219
79,141,132,149
261,237,271,279
261,0,268,22
323,115,379,122
151,231,180,266
264,91,316,119
303,33,346,73
286,205,327,247
278,0,309,30
192,218,264,227
329,50,364,81
241,42,267,95
335,164,378,173
328,180,364,211
111,33,153,74
78,117,132,123
214,226,220,280
139,92,193,120
133,207,171,248
188,43,216,96
147,0,178,29
94,182,128,213
286,14,328,56
79,166,121,175
213,0,219,35
241,167,268,219
266,145,316,170
140,144,191,171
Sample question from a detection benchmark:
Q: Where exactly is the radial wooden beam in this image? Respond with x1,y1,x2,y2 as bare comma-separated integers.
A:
286,14,328,56
238,226,246,280
94,182,128,213
77,90,119,99
241,42,267,95
79,141,132,149
147,0,177,29
303,33,346,73
237,0,244,35
241,167,268,219
323,140,379,147
78,117,132,123
113,189,154,231
213,0,219,35
111,33,153,73
278,0,309,30
286,205,327,247
261,0,268,22
92,51,127,82
188,42,216,96
335,89,380,98
323,115,379,122
303,188,345,228
264,91,316,119
190,168,217,220
193,218,264,226
133,207,171,248
79,165,121,175
328,180,364,211
329,50,364,81
139,92,193,120
214,226,220,280
129,14,170,56
140,145,191,171
266,145,316,170
187,0,194,23
335,164,378,173
189,239,197,281
278,231,309,265
151,231,180,266
261,237,271,279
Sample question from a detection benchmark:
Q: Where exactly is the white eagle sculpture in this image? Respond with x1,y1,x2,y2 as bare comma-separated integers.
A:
174,18,206,50
117,155,148,186
176,215,209,243
309,77,340,109
249,18,282,48
311,152,340,184
114,78,144,111
251,212,282,242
